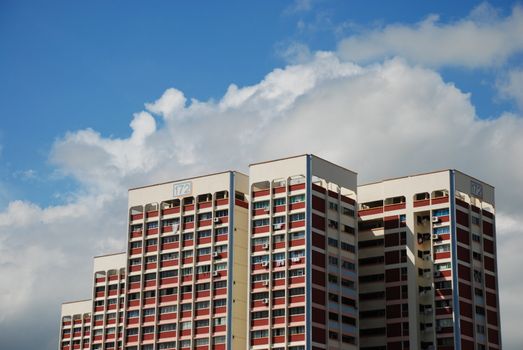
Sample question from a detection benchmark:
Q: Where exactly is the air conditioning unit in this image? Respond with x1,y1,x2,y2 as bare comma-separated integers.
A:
172,224,179,232
277,260,285,267
263,298,269,304
432,234,439,240
431,216,439,223
434,271,442,277
261,261,269,267
264,208,270,213
213,252,219,258
263,281,269,286
291,257,300,263
274,223,282,230
213,271,219,277
213,217,221,223
262,243,269,250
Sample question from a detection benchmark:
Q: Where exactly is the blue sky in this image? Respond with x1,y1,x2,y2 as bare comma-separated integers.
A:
1,1,523,350
0,0,518,207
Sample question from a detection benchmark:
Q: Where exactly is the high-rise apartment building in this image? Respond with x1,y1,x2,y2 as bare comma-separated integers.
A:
248,155,358,350
60,156,501,350
60,252,127,350
357,170,500,350
124,171,249,350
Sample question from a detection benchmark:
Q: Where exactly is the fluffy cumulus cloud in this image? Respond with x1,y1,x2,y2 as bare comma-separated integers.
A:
338,3,523,68
498,68,523,111
2,54,523,350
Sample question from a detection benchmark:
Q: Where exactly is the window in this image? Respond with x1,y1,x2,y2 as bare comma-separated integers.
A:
471,216,481,225
274,198,286,206
180,303,192,311
159,287,177,296
253,200,269,209
179,321,192,330
161,236,178,244
273,271,285,280
328,219,338,229
195,301,210,309
130,241,142,249
181,267,193,276
290,194,305,203
289,231,305,240
472,233,481,242
146,222,158,229
341,242,355,252
198,212,212,220
158,342,176,350
161,252,177,261
329,202,338,211
473,251,482,261
433,226,450,235
251,330,269,339
144,272,156,281
328,237,338,248
214,262,227,271
196,265,211,274
194,338,208,346
215,227,228,236
289,288,305,296
251,273,269,282
251,255,269,264
142,326,154,334
436,318,453,328
195,319,209,328
289,306,305,315
183,215,194,223
433,208,449,217
288,326,305,335
273,216,285,224
253,218,269,227
159,306,177,314
198,230,211,238
215,209,228,217
342,207,355,217
434,244,451,253
328,256,338,266
342,260,355,271
252,311,269,319
145,255,156,263
143,308,154,316
197,247,211,256
213,336,226,344
195,282,210,291
435,262,451,271
160,269,178,278
290,213,305,222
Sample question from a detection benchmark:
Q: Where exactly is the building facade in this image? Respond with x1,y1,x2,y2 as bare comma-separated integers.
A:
248,155,358,350
60,156,501,350
60,253,127,350
357,170,500,350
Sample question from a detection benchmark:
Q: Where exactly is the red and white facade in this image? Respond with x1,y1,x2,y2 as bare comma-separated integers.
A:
357,170,501,350
60,156,501,350
60,252,127,350
248,155,359,350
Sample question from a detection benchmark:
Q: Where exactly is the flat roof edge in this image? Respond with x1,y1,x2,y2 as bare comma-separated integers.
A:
129,170,248,191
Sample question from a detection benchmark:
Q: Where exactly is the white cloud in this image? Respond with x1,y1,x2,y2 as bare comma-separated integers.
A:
1,52,523,349
338,3,523,68
498,68,523,110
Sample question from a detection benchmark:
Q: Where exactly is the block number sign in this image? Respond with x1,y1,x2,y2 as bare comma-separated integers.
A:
470,181,483,199
173,182,192,197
